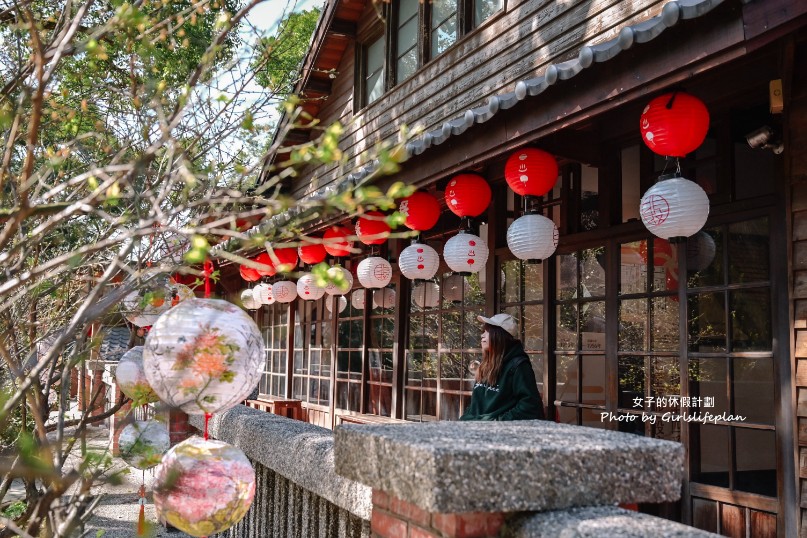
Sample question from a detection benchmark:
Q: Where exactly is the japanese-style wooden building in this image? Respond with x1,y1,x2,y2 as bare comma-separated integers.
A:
217,0,807,535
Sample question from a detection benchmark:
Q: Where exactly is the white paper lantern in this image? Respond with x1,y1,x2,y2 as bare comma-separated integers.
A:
153,437,255,537
412,282,440,308
640,176,710,240
297,273,326,301
323,266,353,296
357,257,393,288
252,283,274,305
325,295,348,314
443,274,466,303
143,298,263,415
373,288,396,309
240,289,258,310
686,231,716,271
506,214,559,261
171,283,196,306
351,289,366,310
119,420,170,470
122,287,171,327
116,346,159,405
399,243,440,280
443,232,489,274
272,281,298,303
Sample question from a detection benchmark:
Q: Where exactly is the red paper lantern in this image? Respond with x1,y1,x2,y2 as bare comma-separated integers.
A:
640,92,710,157
505,148,558,197
254,253,276,277
400,191,441,231
239,265,260,282
445,174,491,218
270,247,298,273
356,211,391,245
298,239,327,265
323,225,354,257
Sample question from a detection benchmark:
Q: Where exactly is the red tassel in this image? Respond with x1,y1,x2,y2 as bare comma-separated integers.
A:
203,260,213,299
204,412,212,440
137,484,146,535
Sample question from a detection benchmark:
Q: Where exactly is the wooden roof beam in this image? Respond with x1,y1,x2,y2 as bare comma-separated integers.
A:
328,18,356,38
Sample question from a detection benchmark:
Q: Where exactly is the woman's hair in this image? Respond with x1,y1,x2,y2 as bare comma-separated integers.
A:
477,323,517,386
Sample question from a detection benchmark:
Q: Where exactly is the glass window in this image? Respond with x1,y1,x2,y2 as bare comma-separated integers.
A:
430,0,457,57
336,292,363,413
474,0,503,26
365,37,385,105
396,0,419,83
259,304,288,398
367,285,396,416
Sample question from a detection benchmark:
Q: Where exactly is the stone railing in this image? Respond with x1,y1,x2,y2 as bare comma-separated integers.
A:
197,408,717,537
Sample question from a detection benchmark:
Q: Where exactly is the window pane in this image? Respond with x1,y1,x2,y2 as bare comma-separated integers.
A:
581,355,605,405
556,304,577,351
650,357,680,407
621,145,641,223
502,260,520,302
524,261,543,301
556,355,578,403
733,358,774,425
651,295,679,351
367,37,385,72
524,305,543,351
734,428,777,497
581,301,605,348
688,227,723,288
649,238,677,293
366,69,384,104
431,0,455,28
396,48,418,83
580,166,599,231
689,358,728,415
581,248,605,297
728,218,769,284
692,424,729,488
399,0,418,22
619,356,645,410
466,273,485,305
431,17,457,56
620,241,646,294
474,0,502,26
398,16,417,53
619,299,647,352
688,292,726,352
441,311,461,349
730,288,771,352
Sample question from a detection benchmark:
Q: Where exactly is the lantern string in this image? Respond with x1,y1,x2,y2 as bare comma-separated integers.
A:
203,260,213,299
204,412,212,440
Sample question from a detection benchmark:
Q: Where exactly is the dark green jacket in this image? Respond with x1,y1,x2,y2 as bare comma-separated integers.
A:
460,342,545,421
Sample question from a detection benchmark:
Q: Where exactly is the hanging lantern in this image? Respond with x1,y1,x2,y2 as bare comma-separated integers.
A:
297,273,326,301
444,231,489,274
443,274,466,303
326,295,348,314
268,247,298,273
122,287,171,327
686,231,716,271
351,289,366,310
640,176,709,241
640,91,710,157
143,298,263,415
298,239,327,265
412,282,440,308
153,437,255,537
506,214,559,261
399,191,441,231
356,211,391,245
239,264,261,282
271,281,298,303
119,420,170,470
171,284,195,306
323,265,353,295
240,289,258,310
638,238,675,267
445,174,491,217
399,243,440,281
323,225,354,257
373,288,395,309
254,253,276,277
115,346,159,405
357,257,393,288
505,148,558,197
252,283,274,305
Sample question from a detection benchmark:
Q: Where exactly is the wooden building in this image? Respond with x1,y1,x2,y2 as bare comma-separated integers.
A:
219,0,807,535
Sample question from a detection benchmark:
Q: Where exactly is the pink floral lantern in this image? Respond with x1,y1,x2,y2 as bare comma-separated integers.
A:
271,281,298,303
142,299,263,415
116,346,159,406
443,232,489,275
119,420,170,470
153,436,255,537
297,273,326,301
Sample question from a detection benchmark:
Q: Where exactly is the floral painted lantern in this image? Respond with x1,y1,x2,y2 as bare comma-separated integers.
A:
239,264,261,282
297,273,326,301
116,346,159,405
399,243,440,281
412,282,440,308
298,239,327,265
686,231,716,271
254,253,277,277
142,298,263,415
323,225,354,257
271,281,298,303
171,283,196,306
356,211,391,245
373,288,395,309
252,283,274,305
443,274,466,303
119,420,170,470
640,91,710,157
505,148,558,197
351,289,366,310
399,191,441,231
153,436,255,537
323,265,353,295
444,232,489,274
357,257,393,288
639,176,709,241
506,214,559,261
122,287,171,327
445,174,491,218
326,295,348,314
240,289,258,310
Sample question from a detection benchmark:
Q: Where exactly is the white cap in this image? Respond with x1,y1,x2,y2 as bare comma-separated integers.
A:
477,313,518,338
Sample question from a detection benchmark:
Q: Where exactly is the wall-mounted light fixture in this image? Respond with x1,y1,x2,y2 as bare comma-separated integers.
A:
745,126,783,155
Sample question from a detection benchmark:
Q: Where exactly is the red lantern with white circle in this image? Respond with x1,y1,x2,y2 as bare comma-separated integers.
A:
254,253,276,277
356,211,391,245
373,288,395,309
298,239,327,265
239,265,261,282
252,283,274,305
640,176,709,241
412,281,440,308
271,281,298,303
445,174,491,218
269,247,298,273
297,273,326,301
506,214,558,261
399,243,440,280
443,232,489,274
399,191,441,231
505,148,558,197
323,266,353,296
640,92,710,157
357,257,393,288
350,289,365,310
323,225,354,257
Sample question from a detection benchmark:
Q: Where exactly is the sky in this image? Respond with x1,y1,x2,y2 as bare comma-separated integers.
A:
247,0,326,32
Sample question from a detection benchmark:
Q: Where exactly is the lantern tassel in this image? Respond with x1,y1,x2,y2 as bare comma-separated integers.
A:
137,482,146,536
204,412,212,440
203,260,213,298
